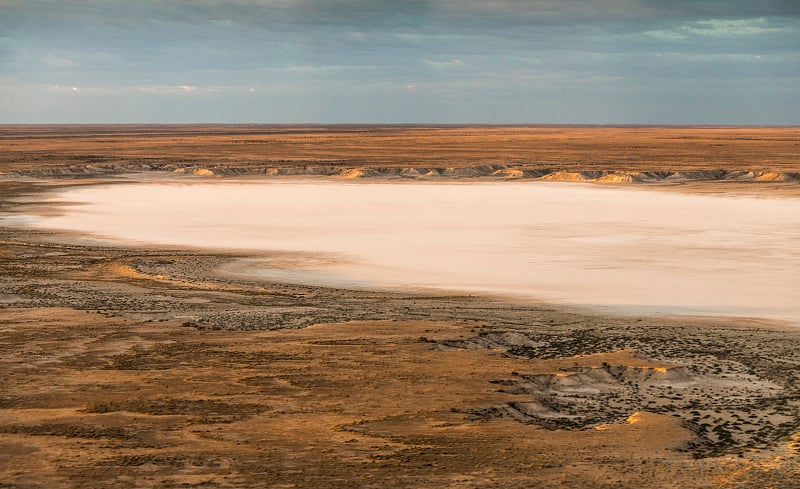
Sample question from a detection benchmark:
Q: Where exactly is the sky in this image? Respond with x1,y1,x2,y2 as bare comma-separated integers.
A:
1,0,799,124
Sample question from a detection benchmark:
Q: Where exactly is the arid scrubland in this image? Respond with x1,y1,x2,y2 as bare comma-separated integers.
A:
1,125,799,488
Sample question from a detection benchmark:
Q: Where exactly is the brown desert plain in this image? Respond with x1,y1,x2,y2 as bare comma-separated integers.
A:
1,125,800,488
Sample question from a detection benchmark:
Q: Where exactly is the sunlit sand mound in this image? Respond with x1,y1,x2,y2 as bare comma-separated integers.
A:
727,171,800,182
596,173,635,183
600,171,665,183
537,171,587,181
98,262,163,282
338,167,398,178
626,411,664,426
755,171,794,182
538,171,603,181
339,168,369,178
492,168,525,178
597,171,658,183
170,167,218,176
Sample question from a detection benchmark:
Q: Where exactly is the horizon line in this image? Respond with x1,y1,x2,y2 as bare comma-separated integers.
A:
2,123,799,128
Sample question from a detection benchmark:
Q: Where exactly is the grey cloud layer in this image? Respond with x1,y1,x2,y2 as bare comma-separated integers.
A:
1,0,798,123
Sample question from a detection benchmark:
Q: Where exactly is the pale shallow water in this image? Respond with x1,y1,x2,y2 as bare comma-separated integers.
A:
10,180,800,323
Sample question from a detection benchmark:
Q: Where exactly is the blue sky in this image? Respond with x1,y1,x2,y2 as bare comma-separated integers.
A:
1,0,798,124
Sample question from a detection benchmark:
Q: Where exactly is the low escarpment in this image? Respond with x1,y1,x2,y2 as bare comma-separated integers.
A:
2,125,798,188
5,160,800,185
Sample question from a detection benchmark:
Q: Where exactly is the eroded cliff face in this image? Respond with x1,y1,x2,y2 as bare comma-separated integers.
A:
2,125,799,184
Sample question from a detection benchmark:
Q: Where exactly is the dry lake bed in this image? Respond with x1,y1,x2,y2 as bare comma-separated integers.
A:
15,179,800,323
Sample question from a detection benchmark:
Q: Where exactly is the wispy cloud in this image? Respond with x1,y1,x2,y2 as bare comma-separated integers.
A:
424,58,465,69
642,17,795,41
131,85,197,93
686,18,789,36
